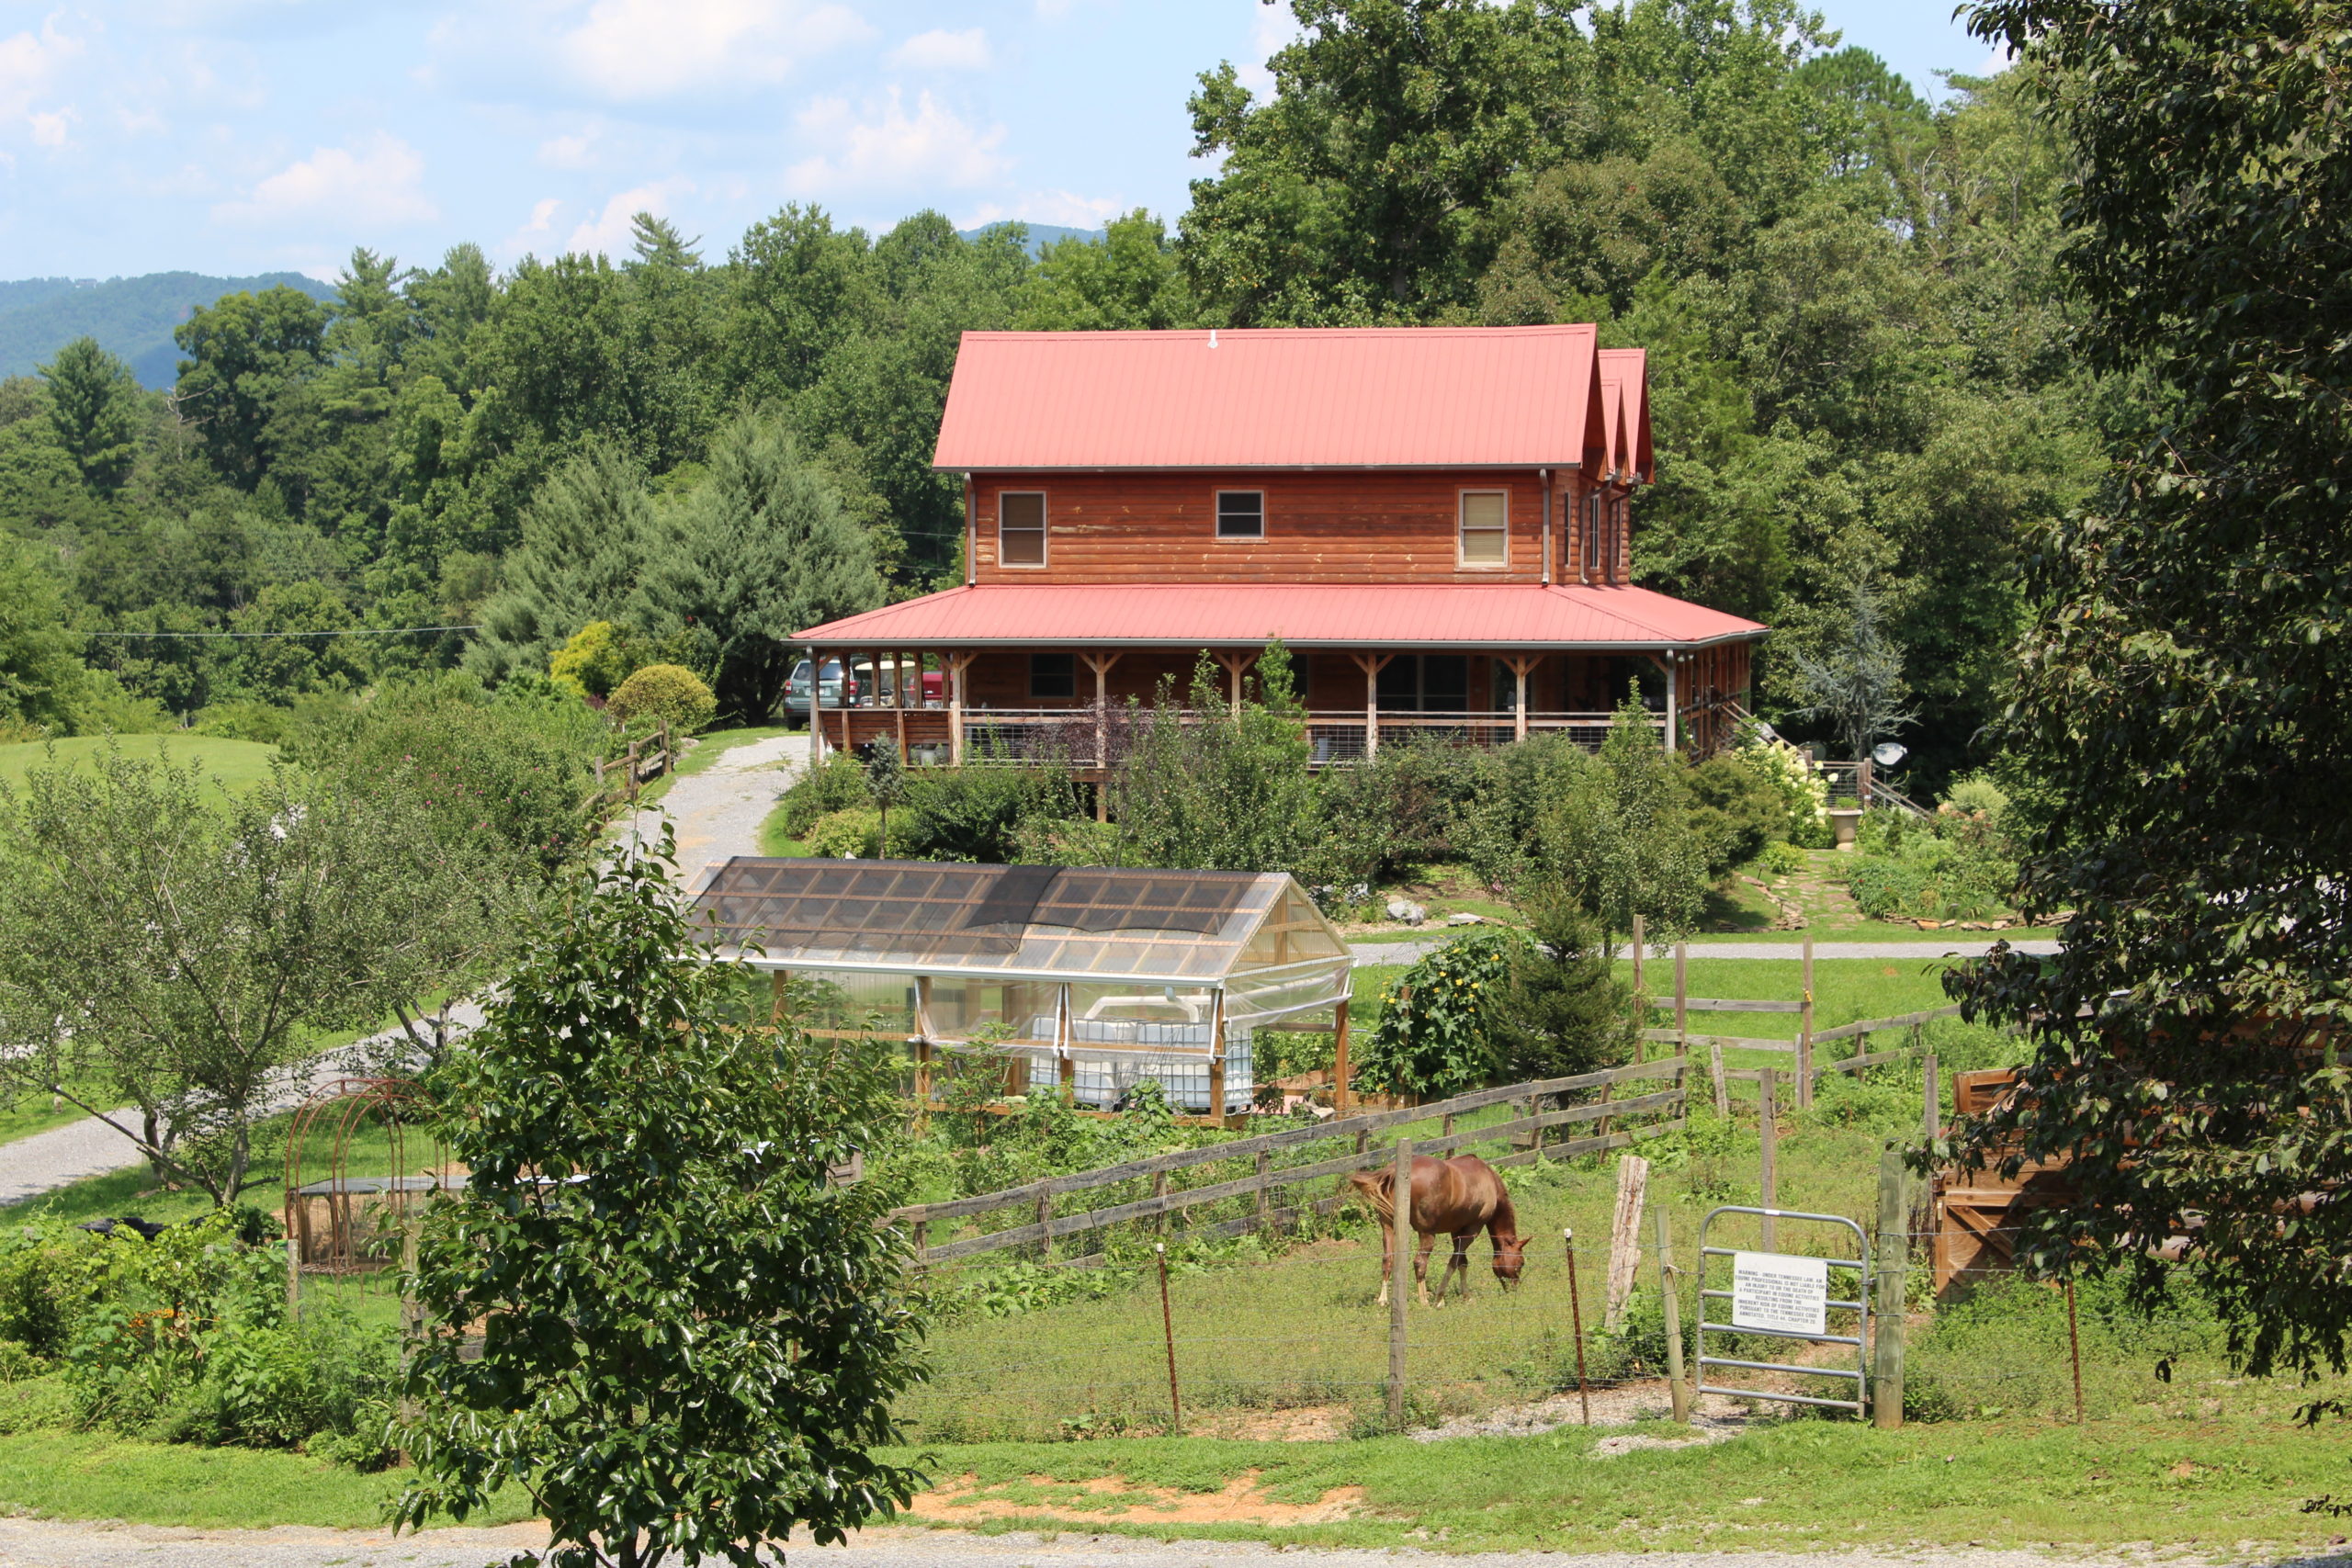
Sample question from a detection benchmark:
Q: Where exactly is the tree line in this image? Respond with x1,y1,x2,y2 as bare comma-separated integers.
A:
0,0,2099,787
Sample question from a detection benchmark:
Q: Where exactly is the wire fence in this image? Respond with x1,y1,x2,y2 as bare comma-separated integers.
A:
890,1047,2273,1442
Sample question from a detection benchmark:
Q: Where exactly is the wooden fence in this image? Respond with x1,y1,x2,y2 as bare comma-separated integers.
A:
1632,933,1963,1108
888,1056,1689,1268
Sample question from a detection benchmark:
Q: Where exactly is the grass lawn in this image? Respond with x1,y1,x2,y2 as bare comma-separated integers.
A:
891,1419,2352,1555
0,734,278,796
0,1430,534,1529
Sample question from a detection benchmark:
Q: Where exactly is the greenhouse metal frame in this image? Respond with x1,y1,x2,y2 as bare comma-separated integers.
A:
689,859,1357,1119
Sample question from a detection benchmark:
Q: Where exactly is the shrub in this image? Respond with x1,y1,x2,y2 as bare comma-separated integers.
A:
606,662,718,733
285,671,607,875
548,620,635,700
775,751,873,838
1733,734,1831,845
805,807,884,858
1355,929,1526,1097
1682,752,1788,874
897,755,1080,863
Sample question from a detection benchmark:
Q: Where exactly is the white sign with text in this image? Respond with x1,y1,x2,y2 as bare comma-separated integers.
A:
1730,1250,1829,1336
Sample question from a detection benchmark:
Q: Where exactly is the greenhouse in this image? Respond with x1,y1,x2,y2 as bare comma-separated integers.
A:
688,859,1357,1118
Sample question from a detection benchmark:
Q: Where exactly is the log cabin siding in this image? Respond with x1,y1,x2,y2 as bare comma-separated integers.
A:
970,469,1594,584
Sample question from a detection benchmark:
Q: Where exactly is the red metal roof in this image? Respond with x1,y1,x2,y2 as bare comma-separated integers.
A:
797,583,1764,650
1598,348,1651,482
933,325,1611,472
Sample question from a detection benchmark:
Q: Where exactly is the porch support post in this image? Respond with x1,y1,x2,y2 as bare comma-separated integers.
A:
1081,650,1123,819
1350,652,1395,759
946,651,973,766
1503,654,1539,744
894,649,909,763
1664,650,1678,754
810,648,828,762
1212,650,1252,716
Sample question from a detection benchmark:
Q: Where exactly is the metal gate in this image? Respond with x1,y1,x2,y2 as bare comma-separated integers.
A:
1695,1206,1872,1416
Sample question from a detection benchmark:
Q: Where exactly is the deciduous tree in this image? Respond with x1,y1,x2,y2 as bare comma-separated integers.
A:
1947,0,2352,1381
397,832,924,1568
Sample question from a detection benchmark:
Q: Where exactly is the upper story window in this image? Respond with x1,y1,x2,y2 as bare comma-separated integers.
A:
999,491,1047,568
1459,490,1509,569
1216,491,1265,540
1584,492,1604,577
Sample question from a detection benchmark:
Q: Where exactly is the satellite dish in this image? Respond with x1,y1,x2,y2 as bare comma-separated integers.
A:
1871,742,1908,768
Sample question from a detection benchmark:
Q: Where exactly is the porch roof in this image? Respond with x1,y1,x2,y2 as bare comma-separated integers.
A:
797,582,1766,652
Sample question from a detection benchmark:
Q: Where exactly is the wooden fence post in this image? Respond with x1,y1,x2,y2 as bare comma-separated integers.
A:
1153,1169,1170,1235
1387,1135,1413,1427
1872,1145,1908,1428
1758,1067,1779,1251
1034,1180,1053,1262
1709,1042,1730,1118
1655,1205,1690,1424
1333,998,1352,1115
1255,1149,1272,1233
1674,942,1690,1057
1797,937,1815,1109
1631,913,1645,995
1604,1154,1649,1329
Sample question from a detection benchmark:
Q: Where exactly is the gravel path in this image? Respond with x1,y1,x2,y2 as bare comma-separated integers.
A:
621,730,812,890
0,1003,488,1211
0,1519,2325,1568
1350,938,2062,966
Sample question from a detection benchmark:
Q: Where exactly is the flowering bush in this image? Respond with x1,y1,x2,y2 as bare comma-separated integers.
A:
1733,734,1831,847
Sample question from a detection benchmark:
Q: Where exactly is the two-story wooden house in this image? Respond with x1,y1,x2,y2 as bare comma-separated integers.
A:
796,324,1766,768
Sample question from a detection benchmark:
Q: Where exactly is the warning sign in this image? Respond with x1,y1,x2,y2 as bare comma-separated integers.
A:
1731,1250,1828,1336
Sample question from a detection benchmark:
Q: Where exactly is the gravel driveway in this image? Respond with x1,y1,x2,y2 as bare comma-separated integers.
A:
621,730,812,888
0,1519,2310,1568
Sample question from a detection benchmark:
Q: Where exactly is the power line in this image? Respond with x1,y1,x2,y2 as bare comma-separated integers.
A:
81,624,482,640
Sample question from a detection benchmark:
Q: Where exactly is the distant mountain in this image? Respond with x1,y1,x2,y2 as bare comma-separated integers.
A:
956,222,1107,258
0,272,340,389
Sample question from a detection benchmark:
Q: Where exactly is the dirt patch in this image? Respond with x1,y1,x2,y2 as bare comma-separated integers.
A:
1184,1404,1352,1441
910,1470,1365,1527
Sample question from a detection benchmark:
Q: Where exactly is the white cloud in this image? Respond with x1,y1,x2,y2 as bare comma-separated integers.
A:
565,178,692,256
888,28,990,72
961,190,1123,231
1239,1,1301,97
214,132,439,227
0,17,84,139
538,127,600,168
558,0,871,101
788,87,1008,192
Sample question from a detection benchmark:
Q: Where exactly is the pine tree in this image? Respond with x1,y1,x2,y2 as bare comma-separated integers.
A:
38,337,140,493
636,411,881,719
465,441,659,683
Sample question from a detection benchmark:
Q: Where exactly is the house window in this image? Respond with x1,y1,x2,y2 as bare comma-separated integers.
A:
1216,490,1265,539
1584,492,1604,577
1029,653,1076,699
1459,490,1509,568
999,491,1046,568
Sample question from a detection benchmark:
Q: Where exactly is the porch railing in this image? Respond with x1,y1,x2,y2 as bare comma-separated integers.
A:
817,706,1667,769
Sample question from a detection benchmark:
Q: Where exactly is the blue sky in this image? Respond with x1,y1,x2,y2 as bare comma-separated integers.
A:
0,2,1999,281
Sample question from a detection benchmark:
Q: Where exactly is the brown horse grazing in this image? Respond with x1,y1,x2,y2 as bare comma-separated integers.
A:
1347,1154,1525,1307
